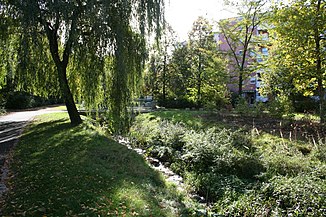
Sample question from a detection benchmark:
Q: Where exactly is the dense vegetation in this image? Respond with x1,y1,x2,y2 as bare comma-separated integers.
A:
0,0,164,126
129,110,326,216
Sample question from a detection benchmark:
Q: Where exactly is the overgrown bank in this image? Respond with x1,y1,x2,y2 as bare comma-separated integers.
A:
129,110,326,216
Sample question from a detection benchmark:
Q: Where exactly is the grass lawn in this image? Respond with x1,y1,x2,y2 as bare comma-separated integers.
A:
144,110,225,129
2,113,184,216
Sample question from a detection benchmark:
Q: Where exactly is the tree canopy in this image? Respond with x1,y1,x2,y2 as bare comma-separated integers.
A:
265,0,326,122
0,0,164,128
188,17,227,108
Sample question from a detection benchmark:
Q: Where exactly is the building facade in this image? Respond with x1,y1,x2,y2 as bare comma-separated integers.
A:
217,18,269,104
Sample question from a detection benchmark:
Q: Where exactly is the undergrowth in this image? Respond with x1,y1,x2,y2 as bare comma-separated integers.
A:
129,111,326,216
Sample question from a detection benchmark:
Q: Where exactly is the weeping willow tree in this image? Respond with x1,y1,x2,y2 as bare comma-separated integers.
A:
0,0,164,127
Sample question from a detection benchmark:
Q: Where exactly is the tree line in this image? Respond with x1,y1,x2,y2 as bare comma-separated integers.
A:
145,0,325,123
0,0,325,128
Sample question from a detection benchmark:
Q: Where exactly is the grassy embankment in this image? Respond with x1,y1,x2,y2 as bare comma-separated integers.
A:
1,112,185,216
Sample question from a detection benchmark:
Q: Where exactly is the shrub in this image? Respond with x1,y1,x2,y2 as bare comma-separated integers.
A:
158,97,196,109
266,95,294,118
129,115,187,163
214,175,326,216
4,91,62,109
181,128,263,179
312,141,326,163
129,112,325,216
234,97,251,115
255,136,315,177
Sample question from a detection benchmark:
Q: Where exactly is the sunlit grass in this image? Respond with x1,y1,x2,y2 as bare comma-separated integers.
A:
147,110,225,129
291,112,320,122
48,105,67,111
2,113,184,216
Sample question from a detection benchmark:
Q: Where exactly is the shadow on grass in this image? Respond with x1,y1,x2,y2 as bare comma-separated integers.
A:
2,114,183,216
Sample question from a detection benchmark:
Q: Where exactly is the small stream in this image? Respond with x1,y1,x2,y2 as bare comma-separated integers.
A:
115,136,187,191
114,136,213,216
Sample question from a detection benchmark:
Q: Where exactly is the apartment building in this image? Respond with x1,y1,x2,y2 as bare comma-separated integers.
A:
217,17,269,104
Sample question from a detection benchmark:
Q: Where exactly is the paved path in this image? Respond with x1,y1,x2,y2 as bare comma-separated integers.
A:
0,107,66,199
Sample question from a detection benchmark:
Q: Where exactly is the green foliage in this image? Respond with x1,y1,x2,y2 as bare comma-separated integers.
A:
129,110,326,216
234,97,252,115
4,91,62,109
218,0,268,95
130,112,264,202
187,17,228,108
267,95,294,118
234,97,267,117
2,113,185,216
1,0,164,127
144,25,177,105
266,0,326,122
151,17,228,109
214,175,326,216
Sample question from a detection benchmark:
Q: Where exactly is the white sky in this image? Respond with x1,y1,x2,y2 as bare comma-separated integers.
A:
165,0,237,41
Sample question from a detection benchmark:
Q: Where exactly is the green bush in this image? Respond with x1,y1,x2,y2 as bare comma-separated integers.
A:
312,142,326,163
234,97,251,115
267,95,294,118
129,116,187,163
181,128,263,179
255,136,315,177
130,116,265,202
4,91,62,109
158,96,196,109
214,175,326,216
129,112,325,216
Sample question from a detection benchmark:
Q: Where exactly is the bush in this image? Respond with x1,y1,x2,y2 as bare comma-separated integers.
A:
214,175,326,216
181,128,263,179
266,95,294,118
158,97,196,109
4,91,62,109
129,112,325,216
293,95,319,113
255,136,315,177
129,115,187,163
130,115,265,202
234,97,251,115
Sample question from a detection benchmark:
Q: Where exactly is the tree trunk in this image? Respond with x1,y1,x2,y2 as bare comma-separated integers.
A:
162,54,167,104
197,60,202,109
197,76,202,108
315,0,325,124
318,78,325,124
239,71,243,96
57,64,82,125
44,19,82,126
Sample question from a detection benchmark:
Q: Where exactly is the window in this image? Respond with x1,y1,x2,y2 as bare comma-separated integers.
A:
261,47,268,56
249,49,256,57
